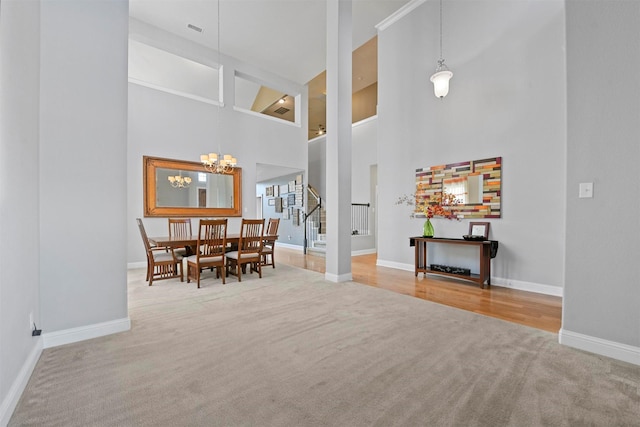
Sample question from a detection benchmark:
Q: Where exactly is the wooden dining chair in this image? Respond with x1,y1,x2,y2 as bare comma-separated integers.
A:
226,218,264,282
261,218,280,268
136,218,183,286
168,218,192,257
186,219,228,288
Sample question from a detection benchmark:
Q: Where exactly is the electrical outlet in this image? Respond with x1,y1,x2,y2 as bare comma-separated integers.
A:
579,182,593,198
29,312,34,331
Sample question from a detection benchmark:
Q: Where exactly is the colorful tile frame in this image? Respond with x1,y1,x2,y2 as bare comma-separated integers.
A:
415,157,501,219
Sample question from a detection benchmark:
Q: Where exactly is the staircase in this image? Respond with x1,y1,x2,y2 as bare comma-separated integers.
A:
304,188,373,255
304,186,326,254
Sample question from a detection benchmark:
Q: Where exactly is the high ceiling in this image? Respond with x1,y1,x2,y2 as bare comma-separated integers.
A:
129,0,411,86
129,1,411,145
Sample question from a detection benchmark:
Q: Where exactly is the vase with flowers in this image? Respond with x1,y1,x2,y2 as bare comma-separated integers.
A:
397,192,461,237
423,217,435,237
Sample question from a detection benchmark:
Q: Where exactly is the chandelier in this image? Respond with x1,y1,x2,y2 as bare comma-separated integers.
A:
199,2,238,175
200,152,237,174
168,173,192,188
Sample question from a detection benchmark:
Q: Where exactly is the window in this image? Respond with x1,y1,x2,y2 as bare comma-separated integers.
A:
234,72,297,124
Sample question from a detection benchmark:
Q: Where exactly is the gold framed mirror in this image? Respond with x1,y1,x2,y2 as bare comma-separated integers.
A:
143,156,242,217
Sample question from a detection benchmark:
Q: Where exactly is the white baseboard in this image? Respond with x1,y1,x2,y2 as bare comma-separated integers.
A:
559,329,640,366
376,259,414,272
490,277,563,297
352,248,377,256
325,272,353,282
0,339,43,427
277,242,304,251
375,259,563,297
43,317,131,349
127,261,146,270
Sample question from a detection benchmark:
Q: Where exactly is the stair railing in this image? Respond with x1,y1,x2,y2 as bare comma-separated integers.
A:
351,203,370,235
303,186,322,254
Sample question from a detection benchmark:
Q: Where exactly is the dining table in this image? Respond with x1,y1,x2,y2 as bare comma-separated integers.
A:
148,233,278,256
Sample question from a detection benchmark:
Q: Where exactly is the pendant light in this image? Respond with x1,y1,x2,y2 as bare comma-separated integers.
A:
430,0,453,98
200,0,238,174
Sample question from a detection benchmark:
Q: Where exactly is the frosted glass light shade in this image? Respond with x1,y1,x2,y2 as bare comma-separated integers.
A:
430,70,453,98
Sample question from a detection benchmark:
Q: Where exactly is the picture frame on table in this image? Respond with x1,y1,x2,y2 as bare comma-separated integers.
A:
469,222,490,239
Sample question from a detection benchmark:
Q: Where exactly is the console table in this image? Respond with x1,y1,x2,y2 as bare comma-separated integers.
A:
409,237,499,289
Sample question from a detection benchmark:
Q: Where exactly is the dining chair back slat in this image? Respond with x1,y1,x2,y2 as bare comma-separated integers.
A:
168,218,192,237
200,220,227,258
186,219,228,288
226,218,264,282
240,220,264,253
136,218,183,286
137,218,153,253
168,218,193,257
266,217,280,236
261,218,280,268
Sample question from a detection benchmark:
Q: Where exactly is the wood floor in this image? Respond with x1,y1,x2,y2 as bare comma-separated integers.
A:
276,248,562,333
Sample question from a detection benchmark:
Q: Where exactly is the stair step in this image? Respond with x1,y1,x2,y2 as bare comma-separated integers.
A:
313,240,326,248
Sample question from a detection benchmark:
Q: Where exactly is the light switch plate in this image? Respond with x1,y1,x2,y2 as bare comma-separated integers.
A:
579,182,593,198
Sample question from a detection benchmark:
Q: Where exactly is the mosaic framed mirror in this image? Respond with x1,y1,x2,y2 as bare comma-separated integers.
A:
415,157,501,219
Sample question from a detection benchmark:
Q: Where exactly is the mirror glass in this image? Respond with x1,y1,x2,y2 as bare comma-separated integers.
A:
156,168,234,208
144,156,242,217
443,175,483,205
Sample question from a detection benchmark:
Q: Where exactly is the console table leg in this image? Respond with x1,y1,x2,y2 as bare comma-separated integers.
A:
414,241,419,277
414,239,428,277
481,244,491,288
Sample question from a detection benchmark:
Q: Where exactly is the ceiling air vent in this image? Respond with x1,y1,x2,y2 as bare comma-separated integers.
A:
274,107,290,115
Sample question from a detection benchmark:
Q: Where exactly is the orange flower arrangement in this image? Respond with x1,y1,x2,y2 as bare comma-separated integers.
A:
397,192,460,220
419,192,460,220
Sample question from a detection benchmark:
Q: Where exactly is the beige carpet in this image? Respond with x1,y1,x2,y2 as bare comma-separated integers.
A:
10,264,640,426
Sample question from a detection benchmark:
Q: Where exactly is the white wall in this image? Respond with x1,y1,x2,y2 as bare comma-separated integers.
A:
308,136,327,197
127,24,307,266
377,0,566,294
308,118,378,209
257,173,305,247
39,0,129,333
0,1,42,423
352,118,378,206
561,0,640,363
351,118,377,252
1,0,130,422
307,117,378,253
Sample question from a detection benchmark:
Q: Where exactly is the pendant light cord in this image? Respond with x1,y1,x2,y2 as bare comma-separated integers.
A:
439,0,443,61
217,0,221,141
